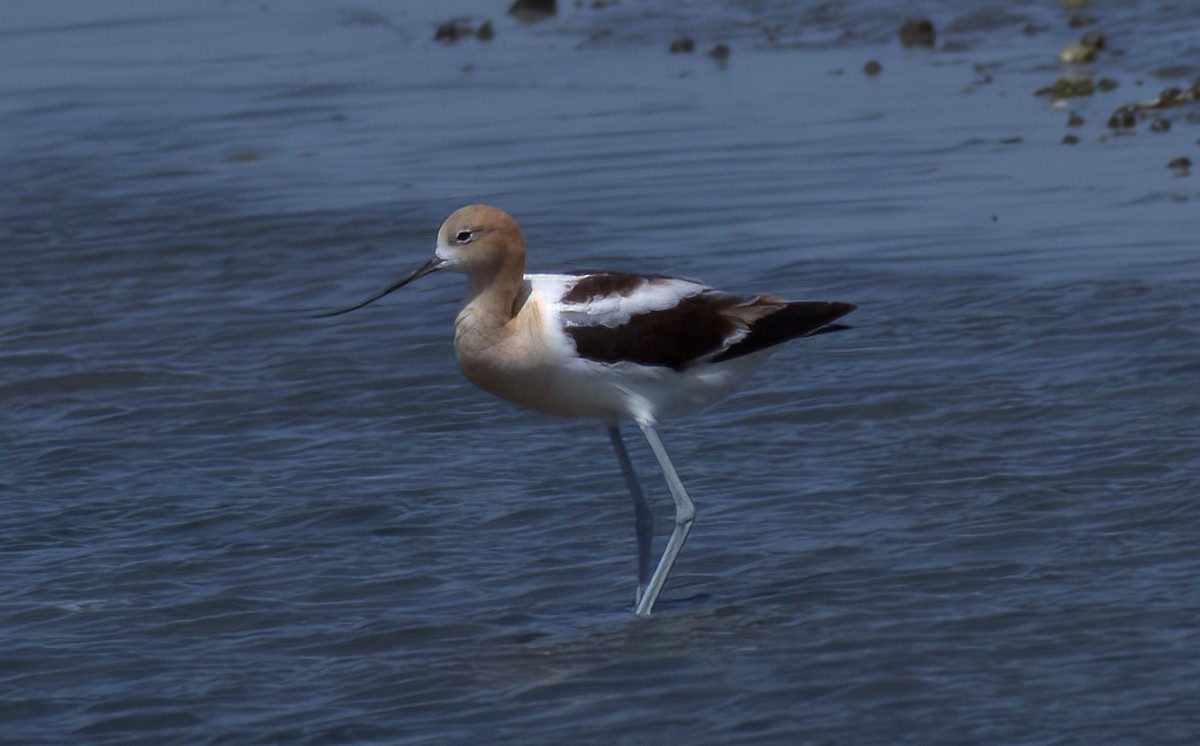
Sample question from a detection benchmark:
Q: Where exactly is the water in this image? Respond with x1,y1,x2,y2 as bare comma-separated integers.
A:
3,1,1199,742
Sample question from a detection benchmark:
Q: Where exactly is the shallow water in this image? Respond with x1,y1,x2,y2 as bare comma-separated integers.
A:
3,1,1199,743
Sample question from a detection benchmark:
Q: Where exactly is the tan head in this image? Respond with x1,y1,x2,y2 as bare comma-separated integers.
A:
312,204,526,318
435,205,526,276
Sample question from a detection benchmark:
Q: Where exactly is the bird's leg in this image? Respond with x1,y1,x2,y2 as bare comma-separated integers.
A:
607,423,653,606
634,422,695,618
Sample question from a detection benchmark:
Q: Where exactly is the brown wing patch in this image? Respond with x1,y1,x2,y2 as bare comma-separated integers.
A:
562,272,646,303
561,272,687,304
565,291,856,371
566,295,743,371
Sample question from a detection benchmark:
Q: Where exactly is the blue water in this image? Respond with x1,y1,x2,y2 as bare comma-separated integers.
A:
3,1,1199,743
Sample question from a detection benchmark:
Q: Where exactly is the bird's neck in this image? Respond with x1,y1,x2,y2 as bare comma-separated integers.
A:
455,266,528,376
462,258,525,326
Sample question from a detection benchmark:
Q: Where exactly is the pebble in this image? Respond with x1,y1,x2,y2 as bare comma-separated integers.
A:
669,37,694,54
708,44,730,60
509,0,556,23
1058,43,1095,64
899,18,936,48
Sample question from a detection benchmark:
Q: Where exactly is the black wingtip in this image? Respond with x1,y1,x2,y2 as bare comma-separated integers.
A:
711,299,856,363
806,301,856,336
806,322,852,337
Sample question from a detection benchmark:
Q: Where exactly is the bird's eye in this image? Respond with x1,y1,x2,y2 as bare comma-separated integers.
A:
455,230,474,243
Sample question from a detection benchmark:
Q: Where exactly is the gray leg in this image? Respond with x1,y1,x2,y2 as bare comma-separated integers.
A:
607,423,653,605
634,422,696,618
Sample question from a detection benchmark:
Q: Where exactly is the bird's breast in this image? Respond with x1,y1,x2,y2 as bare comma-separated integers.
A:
454,298,557,407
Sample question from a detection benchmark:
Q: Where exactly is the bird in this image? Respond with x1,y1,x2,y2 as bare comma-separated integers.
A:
316,204,855,617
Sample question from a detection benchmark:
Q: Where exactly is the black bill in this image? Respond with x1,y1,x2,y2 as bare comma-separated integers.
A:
310,255,444,318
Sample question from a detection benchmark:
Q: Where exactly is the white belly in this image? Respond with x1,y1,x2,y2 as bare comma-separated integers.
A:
462,346,770,424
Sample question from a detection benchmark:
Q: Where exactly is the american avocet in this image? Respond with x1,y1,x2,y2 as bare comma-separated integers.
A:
317,205,855,617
